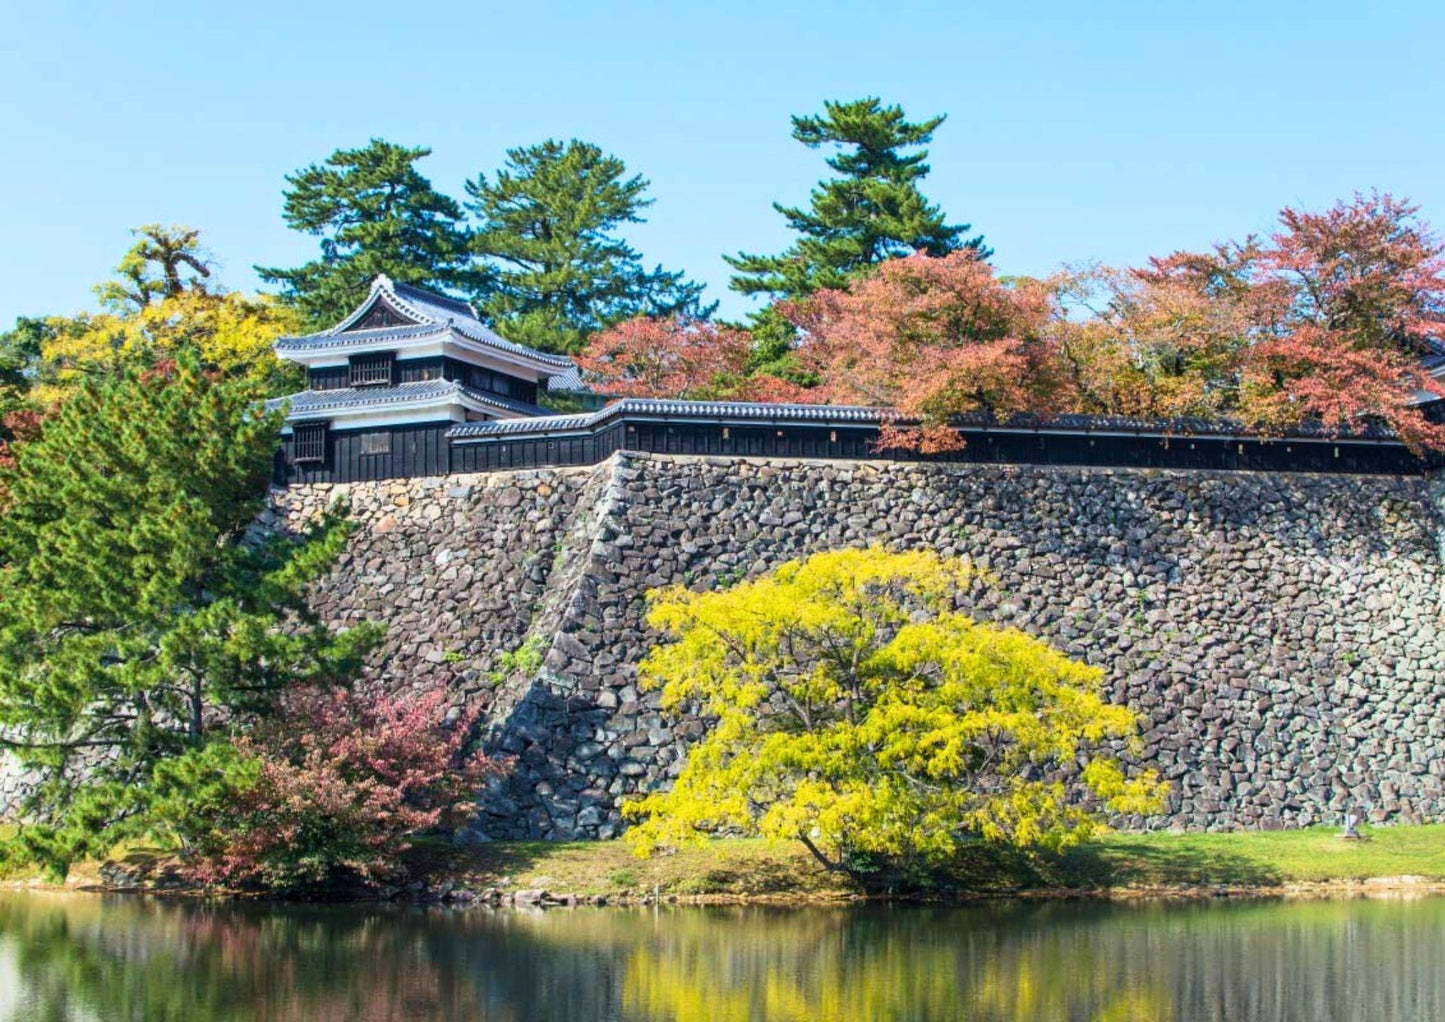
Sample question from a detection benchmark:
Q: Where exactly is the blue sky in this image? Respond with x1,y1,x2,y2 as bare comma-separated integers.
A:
2,1,1441,324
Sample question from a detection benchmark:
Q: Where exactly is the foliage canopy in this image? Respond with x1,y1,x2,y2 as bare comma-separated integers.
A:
769,192,1445,451
576,316,808,402
0,354,376,877
467,139,713,354
257,139,481,329
170,685,495,889
624,547,1165,877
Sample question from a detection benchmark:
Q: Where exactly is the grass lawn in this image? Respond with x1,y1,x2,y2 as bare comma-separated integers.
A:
1052,824,1445,889
415,823,1445,900
10,823,1444,899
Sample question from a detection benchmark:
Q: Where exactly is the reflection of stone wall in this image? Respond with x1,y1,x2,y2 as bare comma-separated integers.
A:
266,453,1445,839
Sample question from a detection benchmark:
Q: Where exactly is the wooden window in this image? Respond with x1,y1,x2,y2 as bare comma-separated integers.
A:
349,353,395,387
468,365,515,397
360,431,392,456
292,422,327,463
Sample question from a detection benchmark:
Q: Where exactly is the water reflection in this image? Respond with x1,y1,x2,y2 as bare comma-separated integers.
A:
1,892,1443,1021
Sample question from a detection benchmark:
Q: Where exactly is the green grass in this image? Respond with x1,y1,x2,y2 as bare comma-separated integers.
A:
1055,824,1445,888
11,824,1445,900
417,823,1445,900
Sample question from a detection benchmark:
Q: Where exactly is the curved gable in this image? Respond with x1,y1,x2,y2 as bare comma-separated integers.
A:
343,295,417,332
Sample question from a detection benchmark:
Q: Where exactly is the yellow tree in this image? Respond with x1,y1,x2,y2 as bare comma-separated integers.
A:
29,226,301,402
95,224,215,312
35,291,302,401
624,547,1166,879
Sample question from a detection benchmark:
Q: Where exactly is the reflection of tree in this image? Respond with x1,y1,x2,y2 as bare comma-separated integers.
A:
481,906,1170,1021
0,893,486,1022
4,894,1445,1021
601,907,1172,1022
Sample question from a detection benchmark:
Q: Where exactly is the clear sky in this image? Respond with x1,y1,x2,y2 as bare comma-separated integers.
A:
2,0,1441,324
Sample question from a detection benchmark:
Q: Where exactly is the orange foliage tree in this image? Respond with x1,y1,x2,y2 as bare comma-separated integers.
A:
577,316,810,402
782,249,1059,449
583,194,1445,453
786,193,1445,450
1231,193,1445,448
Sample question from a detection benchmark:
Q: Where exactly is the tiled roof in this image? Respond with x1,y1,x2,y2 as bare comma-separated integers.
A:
390,279,478,321
268,380,550,420
448,398,1403,442
545,365,589,392
274,276,574,371
274,324,441,351
946,411,1400,440
451,411,602,436
449,398,890,440
444,316,574,369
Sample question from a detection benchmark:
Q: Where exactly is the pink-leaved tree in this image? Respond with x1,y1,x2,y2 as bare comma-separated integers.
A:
182,686,499,889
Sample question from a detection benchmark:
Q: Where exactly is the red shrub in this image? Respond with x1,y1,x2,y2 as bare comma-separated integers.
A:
187,686,500,889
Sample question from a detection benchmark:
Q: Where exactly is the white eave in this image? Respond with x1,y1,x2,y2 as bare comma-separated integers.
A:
269,380,542,432
275,326,564,382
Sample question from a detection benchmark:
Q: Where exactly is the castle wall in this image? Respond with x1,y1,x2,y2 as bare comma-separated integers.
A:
267,453,1445,838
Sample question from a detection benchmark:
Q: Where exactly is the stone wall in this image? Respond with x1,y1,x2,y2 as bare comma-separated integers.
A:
265,453,1445,839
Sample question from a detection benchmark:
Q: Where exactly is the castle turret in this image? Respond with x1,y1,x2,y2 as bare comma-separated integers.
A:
269,275,575,480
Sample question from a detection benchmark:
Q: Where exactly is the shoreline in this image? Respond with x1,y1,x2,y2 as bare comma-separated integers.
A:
6,825,1445,909
6,875,1445,909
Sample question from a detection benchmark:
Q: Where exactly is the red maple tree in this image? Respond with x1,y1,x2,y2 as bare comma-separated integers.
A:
577,316,809,402
779,249,1059,449
583,195,1445,452
1136,193,1445,448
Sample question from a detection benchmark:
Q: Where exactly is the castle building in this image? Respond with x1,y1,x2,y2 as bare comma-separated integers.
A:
270,275,576,482
271,275,1428,485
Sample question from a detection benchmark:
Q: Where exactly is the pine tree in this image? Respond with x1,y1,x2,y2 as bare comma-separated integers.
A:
466,139,713,354
258,139,481,329
0,353,377,877
726,97,988,303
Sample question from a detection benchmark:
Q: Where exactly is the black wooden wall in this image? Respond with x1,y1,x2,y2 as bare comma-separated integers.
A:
449,422,629,474
609,422,1420,475
275,417,1425,486
276,422,453,485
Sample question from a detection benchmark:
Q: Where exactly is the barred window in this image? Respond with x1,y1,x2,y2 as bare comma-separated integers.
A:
292,422,327,463
349,353,395,386
360,431,392,456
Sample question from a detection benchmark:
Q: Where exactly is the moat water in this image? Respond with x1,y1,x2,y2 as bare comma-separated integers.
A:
1,890,1442,1021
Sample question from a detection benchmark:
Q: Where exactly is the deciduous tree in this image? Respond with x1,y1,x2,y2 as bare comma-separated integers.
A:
467,139,713,354
34,290,303,401
167,685,496,889
624,547,1165,880
1128,193,1445,447
783,250,1056,449
577,316,809,402
1044,262,1255,420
